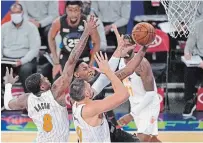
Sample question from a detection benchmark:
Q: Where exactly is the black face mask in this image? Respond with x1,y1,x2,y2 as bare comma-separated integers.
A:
82,3,91,15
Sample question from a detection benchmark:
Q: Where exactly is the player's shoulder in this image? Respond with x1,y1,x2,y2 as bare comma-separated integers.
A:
25,21,39,32
52,17,61,26
1,21,12,29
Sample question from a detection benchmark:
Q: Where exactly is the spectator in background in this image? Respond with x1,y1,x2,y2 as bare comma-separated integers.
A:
91,1,130,46
1,3,41,92
58,0,107,50
183,19,203,117
19,1,58,49
143,1,165,15
49,1,100,79
82,0,107,50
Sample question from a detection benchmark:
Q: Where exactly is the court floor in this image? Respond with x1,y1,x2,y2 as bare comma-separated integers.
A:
2,131,203,142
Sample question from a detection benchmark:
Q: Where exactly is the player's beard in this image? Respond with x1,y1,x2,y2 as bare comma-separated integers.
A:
124,49,134,59
70,19,78,24
68,17,80,27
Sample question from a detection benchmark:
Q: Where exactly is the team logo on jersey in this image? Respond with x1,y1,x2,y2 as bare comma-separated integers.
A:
78,25,84,31
63,28,70,33
63,33,81,51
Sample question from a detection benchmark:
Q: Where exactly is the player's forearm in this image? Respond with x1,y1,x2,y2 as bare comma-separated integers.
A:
113,45,124,58
4,83,13,110
92,56,120,96
115,46,147,80
131,46,148,70
105,70,128,97
48,36,59,64
90,42,100,66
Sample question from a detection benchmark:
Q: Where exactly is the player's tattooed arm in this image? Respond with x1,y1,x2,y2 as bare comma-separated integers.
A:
115,46,148,80
4,67,29,110
89,20,100,66
51,15,98,103
7,93,29,110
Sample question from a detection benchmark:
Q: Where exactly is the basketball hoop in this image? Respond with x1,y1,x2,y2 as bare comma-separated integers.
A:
160,0,201,38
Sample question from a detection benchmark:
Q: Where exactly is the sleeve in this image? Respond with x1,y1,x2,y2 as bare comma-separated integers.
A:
20,23,41,64
112,1,131,28
39,1,59,27
92,56,120,96
4,83,13,110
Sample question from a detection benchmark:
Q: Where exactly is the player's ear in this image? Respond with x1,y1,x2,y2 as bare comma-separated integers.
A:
74,72,79,78
84,89,91,98
40,83,46,91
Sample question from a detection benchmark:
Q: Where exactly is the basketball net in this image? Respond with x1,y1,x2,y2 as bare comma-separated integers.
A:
160,0,201,38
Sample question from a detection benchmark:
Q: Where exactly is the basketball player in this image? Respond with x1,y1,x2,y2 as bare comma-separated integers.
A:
70,52,130,142
72,40,140,142
91,25,161,142
3,15,98,142
49,0,100,79
114,35,161,142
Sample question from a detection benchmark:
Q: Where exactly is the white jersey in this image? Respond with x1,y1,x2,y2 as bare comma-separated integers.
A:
119,58,160,135
27,90,69,142
118,58,158,105
72,103,111,143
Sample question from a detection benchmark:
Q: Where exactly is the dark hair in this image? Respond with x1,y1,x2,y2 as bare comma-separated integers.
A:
66,0,83,7
10,3,23,11
25,73,41,94
74,59,84,73
70,78,86,101
123,34,135,45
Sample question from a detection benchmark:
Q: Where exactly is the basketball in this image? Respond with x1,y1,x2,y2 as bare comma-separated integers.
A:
131,22,156,46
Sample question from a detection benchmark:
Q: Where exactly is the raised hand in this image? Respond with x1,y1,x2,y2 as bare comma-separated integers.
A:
112,24,136,58
112,24,124,48
83,15,99,35
4,67,19,85
93,51,111,74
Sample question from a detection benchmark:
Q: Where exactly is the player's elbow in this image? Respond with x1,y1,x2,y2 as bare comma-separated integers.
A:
4,102,12,110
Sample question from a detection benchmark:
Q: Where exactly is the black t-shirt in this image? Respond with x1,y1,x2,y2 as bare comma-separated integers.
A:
60,14,91,61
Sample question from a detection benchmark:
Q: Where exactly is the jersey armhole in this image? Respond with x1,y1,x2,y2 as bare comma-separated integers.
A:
80,105,84,119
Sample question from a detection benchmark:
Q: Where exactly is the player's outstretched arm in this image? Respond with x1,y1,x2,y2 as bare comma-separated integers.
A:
91,25,134,96
4,67,28,110
83,52,129,117
51,15,98,101
115,45,148,80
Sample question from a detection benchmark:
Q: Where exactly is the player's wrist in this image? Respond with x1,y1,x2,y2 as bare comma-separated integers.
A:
5,83,12,87
113,48,123,58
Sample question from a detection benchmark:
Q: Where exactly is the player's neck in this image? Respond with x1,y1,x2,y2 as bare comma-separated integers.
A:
77,98,91,105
